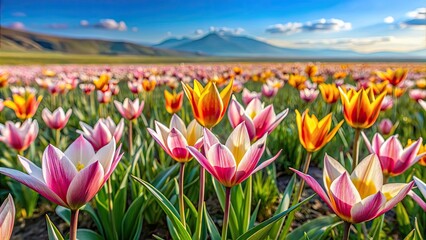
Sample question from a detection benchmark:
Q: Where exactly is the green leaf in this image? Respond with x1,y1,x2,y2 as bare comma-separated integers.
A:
203,203,221,240
369,214,384,240
237,195,314,240
121,194,145,240
242,176,252,233
77,229,104,240
396,202,411,235
286,215,340,240
46,215,64,240
403,229,416,240
132,176,191,240
55,206,71,225
250,201,261,228
415,217,424,240
270,174,296,239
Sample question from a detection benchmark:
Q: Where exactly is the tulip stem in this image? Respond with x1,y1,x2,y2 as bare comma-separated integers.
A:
55,129,60,147
129,120,133,155
179,163,186,227
343,222,351,240
70,209,79,240
107,179,118,239
222,187,231,240
352,128,361,171
296,152,312,202
195,166,205,240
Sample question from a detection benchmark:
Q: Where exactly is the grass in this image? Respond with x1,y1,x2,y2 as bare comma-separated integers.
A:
1,50,424,65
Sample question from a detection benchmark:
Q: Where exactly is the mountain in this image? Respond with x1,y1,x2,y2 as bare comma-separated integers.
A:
155,32,425,59
0,27,196,56
154,37,192,49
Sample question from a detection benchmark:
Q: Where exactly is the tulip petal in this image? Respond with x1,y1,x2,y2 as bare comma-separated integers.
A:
18,155,43,182
207,143,236,187
291,168,333,209
203,128,220,153
408,191,426,211
393,138,422,174
91,139,116,173
351,192,386,223
266,108,289,135
351,154,382,199
0,194,15,240
170,114,187,137
413,176,426,199
187,146,218,180
167,128,191,161
235,134,268,183
323,154,346,191
225,123,251,164
0,167,67,206
330,172,361,220
66,161,104,210
147,127,172,156
379,181,413,215
64,135,96,168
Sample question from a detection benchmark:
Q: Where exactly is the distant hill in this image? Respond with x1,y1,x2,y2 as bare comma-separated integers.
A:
155,32,426,59
0,27,196,56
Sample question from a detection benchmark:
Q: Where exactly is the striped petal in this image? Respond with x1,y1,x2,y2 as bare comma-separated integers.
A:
330,172,361,220
351,192,386,223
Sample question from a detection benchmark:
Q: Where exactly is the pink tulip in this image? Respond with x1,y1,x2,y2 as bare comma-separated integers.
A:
128,80,143,94
378,118,393,135
362,133,425,176
79,83,95,95
78,117,124,151
292,154,414,223
0,119,38,152
114,98,144,120
261,84,278,98
97,90,112,104
148,114,203,162
242,88,261,105
0,136,123,210
300,88,319,102
408,89,426,101
408,176,426,211
380,96,393,111
42,107,72,130
420,99,426,111
228,97,288,141
188,123,281,187
0,194,15,240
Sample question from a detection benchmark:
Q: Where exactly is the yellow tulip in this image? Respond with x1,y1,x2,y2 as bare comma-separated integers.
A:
295,109,343,152
305,65,318,78
94,73,110,91
4,93,43,120
376,68,408,86
319,83,340,104
182,79,233,129
339,87,385,129
142,79,157,92
164,89,184,114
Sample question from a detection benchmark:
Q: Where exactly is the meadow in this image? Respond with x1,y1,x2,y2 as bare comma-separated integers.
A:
0,62,425,240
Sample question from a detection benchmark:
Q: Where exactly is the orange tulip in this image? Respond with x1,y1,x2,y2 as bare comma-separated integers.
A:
319,83,340,104
376,68,408,86
142,79,157,92
288,74,306,90
94,73,110,91
311,76,325,84
305,65,318,78
182,79,233,129
4,93,43,120
339,87,386,129
164,89,184,114
296,109,343,152
407,139,426,166
369,81,389,95
333,72,347,80
0,72,9,88
416,79,426,89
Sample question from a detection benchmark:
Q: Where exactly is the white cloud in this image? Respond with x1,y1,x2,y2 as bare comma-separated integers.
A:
12,12,26,17
266,18,351,34
8,22,25,30
401,8,426,28
131,27,138,32
209,26,245,35
194,29,204,35
95,19,127,31
295,36,394,46
384,16,394,24
80,20,89,27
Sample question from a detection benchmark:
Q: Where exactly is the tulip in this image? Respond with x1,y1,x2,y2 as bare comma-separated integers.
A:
164,89,184,114
305,64,318,78
380,96,393,111
97,90,112,104
78,117,124,151
0,194,15,240
408,89,426,101
0,119,38,153
242,88,261,105
0,72,9,88
228,97,288,141
311,76,325,84
362,133,425,178
300,88,319,103
0,136,123,240
4,93,43,120
128,80,143,94
376,68,408,86
406,139,426,166
94,73,110,91
288,74,306,90
377,118,393,135
114,98,144,121
188,123,281,240
408,177,426,211
42,69,56,77
292,154,414,225
148,114,203,226
319,83,340,104
182,78,233,129
79,83,95,95
296,109,343,153
142,79,156,92
339,87,386,129
42,107,72,130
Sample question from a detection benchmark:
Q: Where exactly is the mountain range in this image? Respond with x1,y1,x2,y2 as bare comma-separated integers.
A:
1,27,425,59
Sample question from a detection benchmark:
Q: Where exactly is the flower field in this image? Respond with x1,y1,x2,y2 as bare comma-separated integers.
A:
0,62,425,239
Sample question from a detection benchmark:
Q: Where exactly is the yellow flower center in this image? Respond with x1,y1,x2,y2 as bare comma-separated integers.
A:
352,179,377,199
76,162,85,171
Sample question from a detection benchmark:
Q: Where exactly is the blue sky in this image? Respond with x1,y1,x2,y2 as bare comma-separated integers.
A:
2,0,425,52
